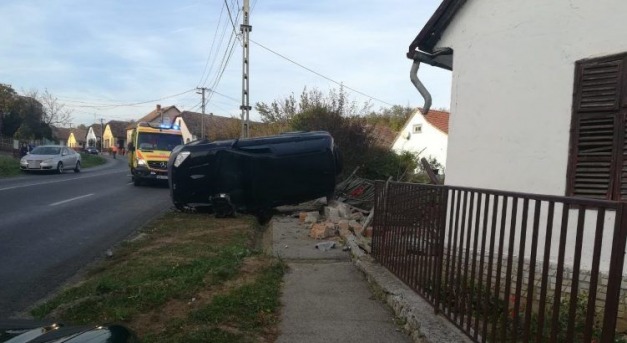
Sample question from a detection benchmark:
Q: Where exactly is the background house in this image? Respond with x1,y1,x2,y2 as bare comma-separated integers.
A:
67,128,87,148
49,126,71,146
392,109,449,170
127,104,180,144
367,124,397,150
86,124,102,149
176,111,242,143
104,120,131,150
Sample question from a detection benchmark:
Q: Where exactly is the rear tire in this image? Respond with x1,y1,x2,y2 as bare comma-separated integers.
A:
74,161,81,173
56,162,64,174
256,209,274,224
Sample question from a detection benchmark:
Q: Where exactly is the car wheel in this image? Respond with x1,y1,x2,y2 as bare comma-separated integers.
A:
56,162,64,174
174,202,190,212
133,176,142,186
74,161,81,173
256,208,274,224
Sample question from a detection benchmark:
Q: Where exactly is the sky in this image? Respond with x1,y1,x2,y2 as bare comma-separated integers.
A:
0,0,452,127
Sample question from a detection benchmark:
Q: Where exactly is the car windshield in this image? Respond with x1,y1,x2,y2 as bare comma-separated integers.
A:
137,133,183,151
30,147,60,155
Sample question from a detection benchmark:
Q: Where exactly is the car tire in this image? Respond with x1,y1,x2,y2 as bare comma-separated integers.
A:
74,161,81,173
256,209,274,224
174,202,189,212
56,162,64,174
133,176,142,186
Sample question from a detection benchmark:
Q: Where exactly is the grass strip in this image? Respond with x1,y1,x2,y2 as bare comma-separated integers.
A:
30,211,284,342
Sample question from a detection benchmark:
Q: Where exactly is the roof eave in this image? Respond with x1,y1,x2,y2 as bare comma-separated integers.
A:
408,0,467,54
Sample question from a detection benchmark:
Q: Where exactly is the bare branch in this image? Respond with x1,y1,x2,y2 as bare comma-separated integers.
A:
32,89,73,126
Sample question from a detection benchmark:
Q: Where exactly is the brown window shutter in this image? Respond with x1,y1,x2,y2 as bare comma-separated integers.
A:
576,60,621,112
571,114,616,199
621,114,627,200
568,55,625,200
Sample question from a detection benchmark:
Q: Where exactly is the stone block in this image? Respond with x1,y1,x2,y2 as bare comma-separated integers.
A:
336,202,351,219
325,221,338,236
324,206,341,222
298,212,307,223
304,211,320,224
338,227,352,239
309,223,328,239
338,219,350,231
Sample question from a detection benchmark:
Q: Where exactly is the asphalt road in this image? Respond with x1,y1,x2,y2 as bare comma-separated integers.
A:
0,155,172,318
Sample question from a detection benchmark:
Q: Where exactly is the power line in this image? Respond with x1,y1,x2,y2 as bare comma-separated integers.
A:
200,7,239,88
67,89,196,109
205,30,239,105
197,3,226,87
211,88,239,102
224,0,238,34
250,39,395,107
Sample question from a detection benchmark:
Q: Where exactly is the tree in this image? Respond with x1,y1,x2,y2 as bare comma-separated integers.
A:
26,89,73,127
0,84,18,136
13,96,50,140
256,86,371,124
365,105,414,132
359,148,419,181
257,87,377,178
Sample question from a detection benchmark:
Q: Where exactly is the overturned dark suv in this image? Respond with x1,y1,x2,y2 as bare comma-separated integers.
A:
168,131,342,216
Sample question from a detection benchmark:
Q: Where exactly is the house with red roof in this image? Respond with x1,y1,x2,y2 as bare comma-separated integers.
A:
392,108,449,170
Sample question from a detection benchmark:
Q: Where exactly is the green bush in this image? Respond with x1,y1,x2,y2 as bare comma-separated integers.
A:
0,154,20,177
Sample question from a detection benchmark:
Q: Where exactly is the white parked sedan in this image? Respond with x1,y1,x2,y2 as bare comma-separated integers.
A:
20,145,81,173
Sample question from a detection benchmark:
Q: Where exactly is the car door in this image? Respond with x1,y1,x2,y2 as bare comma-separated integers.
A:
63,147,76,167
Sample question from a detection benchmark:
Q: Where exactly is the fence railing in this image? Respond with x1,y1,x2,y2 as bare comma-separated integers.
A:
372,181,627,343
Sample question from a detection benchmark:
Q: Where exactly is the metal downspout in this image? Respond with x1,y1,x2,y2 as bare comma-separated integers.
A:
410,61,431,115
408,48,452,115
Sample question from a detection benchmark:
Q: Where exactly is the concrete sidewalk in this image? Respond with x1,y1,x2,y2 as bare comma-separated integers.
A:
270,215,412,343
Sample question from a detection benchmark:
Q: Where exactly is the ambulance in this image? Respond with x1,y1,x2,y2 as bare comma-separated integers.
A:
127,121,183,186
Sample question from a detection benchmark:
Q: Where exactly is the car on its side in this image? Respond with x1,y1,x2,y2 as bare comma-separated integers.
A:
85,146,99,155
168,131,342,218
20,145,81,173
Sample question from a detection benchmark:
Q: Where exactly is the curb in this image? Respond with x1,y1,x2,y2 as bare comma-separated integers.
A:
345,234,472,343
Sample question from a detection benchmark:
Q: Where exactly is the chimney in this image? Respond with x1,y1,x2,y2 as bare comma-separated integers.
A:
156,104,161,112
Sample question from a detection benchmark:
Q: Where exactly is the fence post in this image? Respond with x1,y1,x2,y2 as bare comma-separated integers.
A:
433,187,448,314
601,201,627,343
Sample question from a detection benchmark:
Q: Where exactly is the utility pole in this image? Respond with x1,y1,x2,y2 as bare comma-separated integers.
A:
240,0,252,138
196,87,208,139
100,118,104,151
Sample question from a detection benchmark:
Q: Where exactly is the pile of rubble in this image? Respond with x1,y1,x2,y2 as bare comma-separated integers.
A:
298,201,373,254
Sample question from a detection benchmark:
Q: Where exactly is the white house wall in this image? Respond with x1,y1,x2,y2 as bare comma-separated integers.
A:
86,128,98,147
435,0,627,195
392,112,447,169
176,117,194,143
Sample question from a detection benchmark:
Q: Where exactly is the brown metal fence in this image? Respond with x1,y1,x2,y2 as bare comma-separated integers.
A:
372,181,627,343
